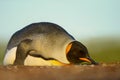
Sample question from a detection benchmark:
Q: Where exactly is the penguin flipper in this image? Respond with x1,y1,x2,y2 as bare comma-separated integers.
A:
29,51,68,66
14,39,32,65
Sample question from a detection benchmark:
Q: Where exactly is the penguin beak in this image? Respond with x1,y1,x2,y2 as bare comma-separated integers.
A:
79,57,98,65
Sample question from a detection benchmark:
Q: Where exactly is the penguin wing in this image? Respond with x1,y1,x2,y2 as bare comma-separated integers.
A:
28,50,54,60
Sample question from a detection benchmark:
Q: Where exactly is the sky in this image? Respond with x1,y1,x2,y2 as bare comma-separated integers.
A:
0,0,120,41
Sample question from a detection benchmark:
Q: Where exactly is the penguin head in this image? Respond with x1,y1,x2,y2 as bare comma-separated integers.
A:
66,41,98,65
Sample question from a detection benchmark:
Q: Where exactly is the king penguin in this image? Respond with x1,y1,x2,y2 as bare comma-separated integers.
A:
3,22,97,66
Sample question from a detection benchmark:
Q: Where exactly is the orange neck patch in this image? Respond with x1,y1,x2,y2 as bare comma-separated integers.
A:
66,43,72,54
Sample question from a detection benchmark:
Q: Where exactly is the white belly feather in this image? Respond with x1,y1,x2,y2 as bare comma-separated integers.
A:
3,47,17,65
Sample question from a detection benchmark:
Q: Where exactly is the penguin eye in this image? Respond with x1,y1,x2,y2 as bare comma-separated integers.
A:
79,50,86,57
79,50,83,53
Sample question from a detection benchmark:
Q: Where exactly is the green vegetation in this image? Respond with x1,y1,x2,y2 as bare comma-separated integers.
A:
82,37,120,63
0,41,7,65
0,37,120,65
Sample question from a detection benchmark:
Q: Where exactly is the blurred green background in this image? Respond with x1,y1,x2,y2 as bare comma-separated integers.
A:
82,37,120,63
0,0,120,64
0,39,7,64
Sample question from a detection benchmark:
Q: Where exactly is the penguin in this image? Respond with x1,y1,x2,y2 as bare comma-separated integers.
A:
3,22,97,66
